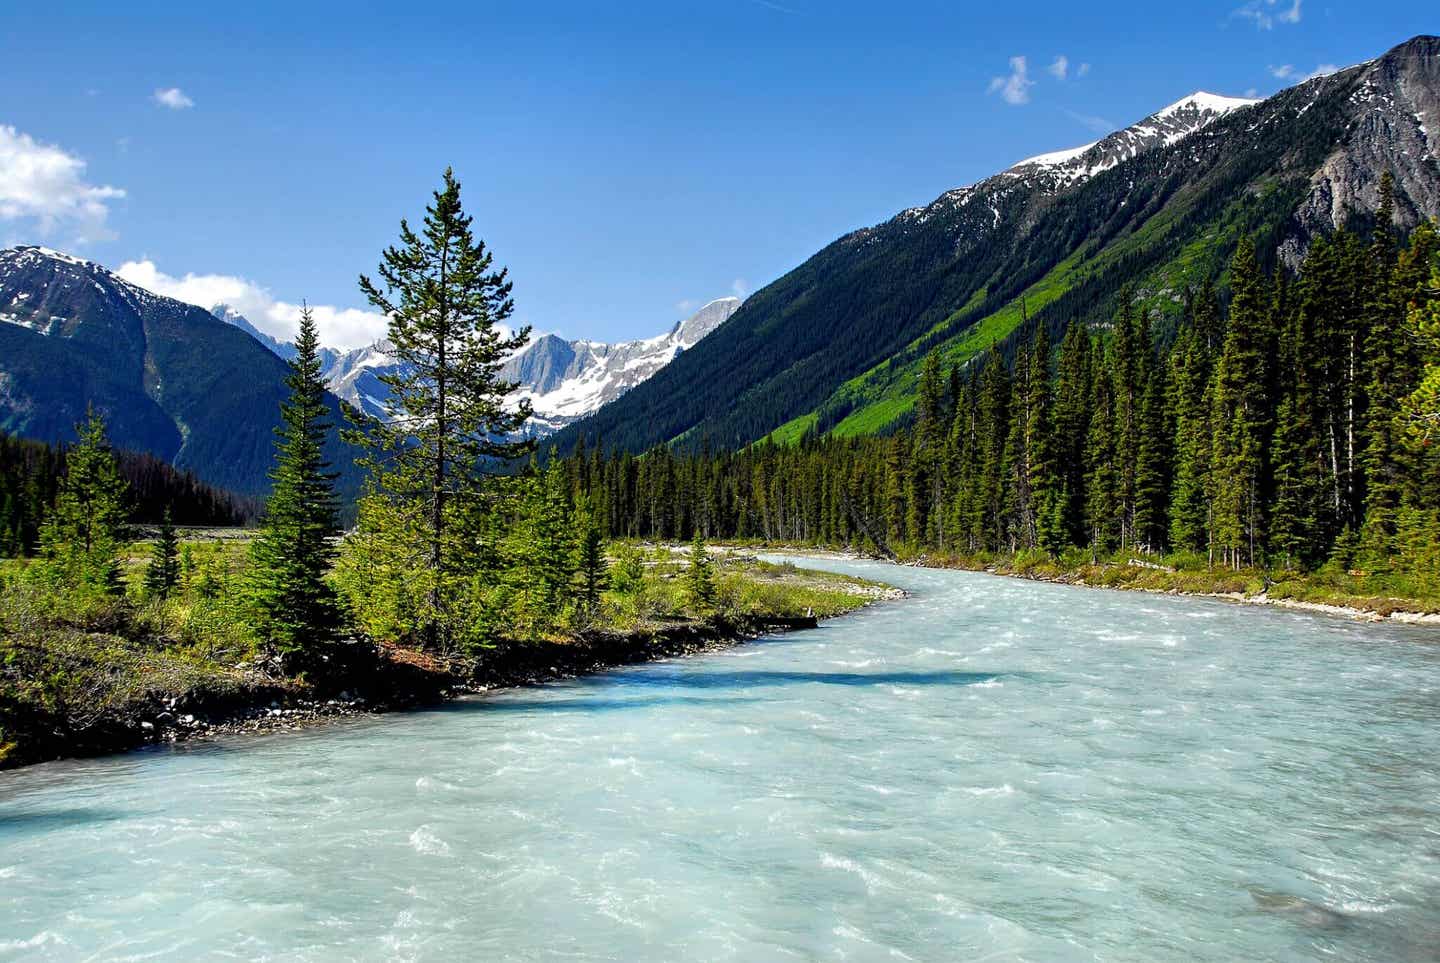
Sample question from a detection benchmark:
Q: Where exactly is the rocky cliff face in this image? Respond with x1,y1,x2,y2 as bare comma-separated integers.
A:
1284,35,1440,265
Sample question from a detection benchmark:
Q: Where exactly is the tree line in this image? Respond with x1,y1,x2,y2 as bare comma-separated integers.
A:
562,184,1440,578
0,430,258,557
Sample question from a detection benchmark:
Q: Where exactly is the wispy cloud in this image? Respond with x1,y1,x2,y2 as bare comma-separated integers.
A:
731,278,750,300
748,0,799,12
115,259,388,351
153,87,194,110
1076,62,1091,78
988,56,1034,106
1048,55,1070,81
1063,109,1116,135
675,298,697,314
1270,61,1338,82
1300,63,1338,81
0,125,126,244
1233,0,1301,29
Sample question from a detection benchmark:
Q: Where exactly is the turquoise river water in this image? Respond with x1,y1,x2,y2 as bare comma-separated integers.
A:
2,556,1439,961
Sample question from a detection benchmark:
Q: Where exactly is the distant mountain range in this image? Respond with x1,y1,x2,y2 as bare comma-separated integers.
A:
0,244,737,494
552,35,1440,453
210,296,739,435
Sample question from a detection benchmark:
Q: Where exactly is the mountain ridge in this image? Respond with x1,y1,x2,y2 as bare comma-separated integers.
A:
0,246,363,496
212,296,741,434
550,35,1440,454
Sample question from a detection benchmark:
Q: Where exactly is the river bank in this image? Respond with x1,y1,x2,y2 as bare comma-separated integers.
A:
751,544,1440,625
0,554,901,770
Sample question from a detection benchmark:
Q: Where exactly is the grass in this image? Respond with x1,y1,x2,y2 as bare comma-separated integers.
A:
0,534,897,768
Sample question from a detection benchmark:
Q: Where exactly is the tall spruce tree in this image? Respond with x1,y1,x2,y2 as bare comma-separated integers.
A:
574,501,609,620
686,530,717,615
248,307,342,656
144,509,181,602
358,169,534,650
1210,238,1276,568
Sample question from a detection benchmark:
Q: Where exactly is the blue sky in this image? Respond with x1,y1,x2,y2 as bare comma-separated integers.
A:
1,2,1434,348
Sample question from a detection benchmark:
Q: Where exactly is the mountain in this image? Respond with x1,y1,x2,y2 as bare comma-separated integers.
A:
214,296,741,435
0,247,363,497
500,297,741,433
551,35,1440,454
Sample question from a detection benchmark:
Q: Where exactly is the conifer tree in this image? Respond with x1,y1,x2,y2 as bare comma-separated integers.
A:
976,352,1011,550
1210,238,1276,568
144,509,181,601
40,408,129,594
574,504,609,620
1167,291,1218,555
1359,174,1407,559
248,307,342,657
357,169,534,650
685,530,716,615
1083,352,1119,557
1267,287,1325,569
1053,319,1093,544
1133,361,1171,554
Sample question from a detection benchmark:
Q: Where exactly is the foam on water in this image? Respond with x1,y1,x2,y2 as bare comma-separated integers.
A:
3,556,1440,960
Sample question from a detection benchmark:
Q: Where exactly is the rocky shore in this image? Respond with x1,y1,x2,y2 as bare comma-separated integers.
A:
5,611,894,769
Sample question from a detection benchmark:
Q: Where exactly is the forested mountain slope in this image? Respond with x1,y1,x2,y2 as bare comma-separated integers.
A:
554,35,1440,453
0,248,364,497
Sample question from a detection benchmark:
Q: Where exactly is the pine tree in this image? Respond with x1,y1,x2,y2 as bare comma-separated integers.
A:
1133,360,1171,554
1167,288,1219,555
1267,287,1325,569
574,503,609,620
685,530,716,615
504,459,578,640
248,307,342,658
1084,351,1119,557
1053,319,1093,545
357,168,534,651
144,509,181,601
976,352,1011,550
40,408,130,594
1359,173,1407,560
1210,238,1276,568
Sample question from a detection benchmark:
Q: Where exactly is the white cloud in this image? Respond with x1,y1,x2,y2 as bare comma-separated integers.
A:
675,298,697,314
1300,63,1339,81
731,278,750,300
115,259,388,351
1064,109,1116,135
1048,55,1070,81
1270,61,1338,83
988,56,1033,106
1077,62,1091,78
0,125,125,244
153,87,194,110
1234,0,1301,29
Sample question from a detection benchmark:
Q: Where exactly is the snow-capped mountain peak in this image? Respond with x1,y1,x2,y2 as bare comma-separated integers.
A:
501,297,743,434
209,294,743,436
1008,89,1260,188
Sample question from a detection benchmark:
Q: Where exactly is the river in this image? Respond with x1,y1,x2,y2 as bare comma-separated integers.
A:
3,556,1439,961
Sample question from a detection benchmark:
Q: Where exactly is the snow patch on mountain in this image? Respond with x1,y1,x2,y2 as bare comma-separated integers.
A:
1008,91,1260,188
211,295,742,436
